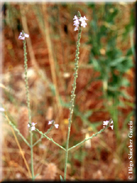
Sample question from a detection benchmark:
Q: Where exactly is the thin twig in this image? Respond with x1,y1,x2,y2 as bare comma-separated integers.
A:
33,121,55,147
68,121,112,151
64,11,82,180
35,128,66,151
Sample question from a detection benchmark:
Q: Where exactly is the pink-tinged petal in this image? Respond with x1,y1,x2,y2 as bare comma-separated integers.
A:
19,32,23,36
81,21,87,27
83,16,88,20
32,122,37,126
74,19,79,24
79,17,83,22
74,27,78,31
110,120,113,124
0,107,5,112
73,22,79,27
25,33,29,38
55,124,59,128
28,122,37,131
110,125,113,130
79,16,87,28
73,15,78,20
31,126,35,131
18,32,29,40
103,120,109,126
18,36,25,40
73,23,79,27
48,120,54,125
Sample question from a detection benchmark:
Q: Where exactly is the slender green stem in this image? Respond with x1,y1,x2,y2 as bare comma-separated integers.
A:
68,120,112,151
30,132,34,180
35,128,66,151
23,34,34,180
64,11,82,180
32,136,43,147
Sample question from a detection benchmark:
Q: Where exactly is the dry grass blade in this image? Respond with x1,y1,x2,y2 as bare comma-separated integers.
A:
6,115,31,178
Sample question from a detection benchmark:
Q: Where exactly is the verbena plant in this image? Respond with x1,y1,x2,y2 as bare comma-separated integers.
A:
3,11,113,181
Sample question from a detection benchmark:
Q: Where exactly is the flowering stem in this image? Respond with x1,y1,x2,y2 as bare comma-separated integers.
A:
64,11,82,180
23,35,34,180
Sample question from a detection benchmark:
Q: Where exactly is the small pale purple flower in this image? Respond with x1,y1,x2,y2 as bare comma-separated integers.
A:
80,16,88,21
103,120,113,130
73,19,79,27
79,16,87,27
0,107,5,112
74,26,79,31
28,122,37,131
48,120,54,125
48,120,59,129
73,15,88,31
81,21,87,28
73,15,78,20
54,124,59,129
18,32,29,40
110,124,113,130
103,120,109,126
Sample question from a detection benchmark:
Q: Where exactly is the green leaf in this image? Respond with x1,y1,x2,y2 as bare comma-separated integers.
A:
126,48,133,56
91,57,100,71
60,98,70,108
109,57,126,67
49,83,56,95
121,90,132,100
74,107,102,131
74,150,87,161
121,78,130,87
87,3,95,9
114,58,133,72
91,20,98,32
84,110,93,118
89,121,102,131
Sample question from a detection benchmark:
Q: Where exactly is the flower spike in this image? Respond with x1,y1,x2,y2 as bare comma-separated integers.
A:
48,120,59,129
28,122,37,131
18,31,29,40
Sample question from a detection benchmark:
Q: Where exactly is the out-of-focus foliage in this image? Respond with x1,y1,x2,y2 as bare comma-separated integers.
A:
2,3,22,31
87,3,135,100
